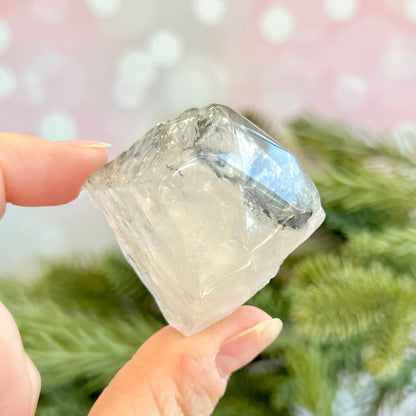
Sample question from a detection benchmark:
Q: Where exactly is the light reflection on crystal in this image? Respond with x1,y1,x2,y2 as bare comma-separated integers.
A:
85,104,325,335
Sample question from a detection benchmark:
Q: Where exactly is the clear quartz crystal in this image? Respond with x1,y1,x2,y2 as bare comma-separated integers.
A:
84,104,325,335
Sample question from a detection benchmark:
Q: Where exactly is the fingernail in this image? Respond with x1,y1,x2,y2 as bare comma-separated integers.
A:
58,140,112,149
215,318,282,378
25,353,41,416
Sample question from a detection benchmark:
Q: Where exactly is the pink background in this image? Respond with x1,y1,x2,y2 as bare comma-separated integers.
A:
0,0,415,275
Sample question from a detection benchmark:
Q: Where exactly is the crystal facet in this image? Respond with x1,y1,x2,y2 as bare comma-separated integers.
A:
85,104,325,335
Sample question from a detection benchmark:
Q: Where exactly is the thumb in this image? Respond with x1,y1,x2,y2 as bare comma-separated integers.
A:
89,306,282,416
0,301,40,416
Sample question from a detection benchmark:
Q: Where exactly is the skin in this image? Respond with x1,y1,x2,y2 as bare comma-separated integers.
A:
0,133,282,416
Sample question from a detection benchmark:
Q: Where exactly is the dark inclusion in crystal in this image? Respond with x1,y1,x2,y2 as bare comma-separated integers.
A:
189,106,320,230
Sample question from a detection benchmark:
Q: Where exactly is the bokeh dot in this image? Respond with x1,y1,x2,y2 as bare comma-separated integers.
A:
85,0,122,17
333,75,367,111
259,7,296,44
168,69,210,111
325,0,358,21
192,0,227,26
148,30,184,68
40,110,77,141
22,71,44,105
117,49,156,90
382,42,416,81
0,19,11,54
167,61,222,113
113,79,144,109
0,66,17,99
404,0,416,22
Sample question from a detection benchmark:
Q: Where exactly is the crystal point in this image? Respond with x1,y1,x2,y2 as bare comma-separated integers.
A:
85,104,325,335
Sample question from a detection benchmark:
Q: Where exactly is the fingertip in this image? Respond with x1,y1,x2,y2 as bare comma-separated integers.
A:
56,140,109,168
58,140,112,149
229,305,273,325
0,133,109,207
180,306,281,378
130,306,276,366
215,317,282,377
196,305,273,346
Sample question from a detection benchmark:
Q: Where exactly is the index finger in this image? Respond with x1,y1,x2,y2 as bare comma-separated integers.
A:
0,133,109,218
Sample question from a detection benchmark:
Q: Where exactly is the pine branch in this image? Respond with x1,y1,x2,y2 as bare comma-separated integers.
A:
291,255,416,346
317,165,416,215
0,281,160,393
99,252,165,323
347,228,416,275
31,256,130,319
285,343,334,416
289,116,416,166
37,383,93,416
362,302,416,378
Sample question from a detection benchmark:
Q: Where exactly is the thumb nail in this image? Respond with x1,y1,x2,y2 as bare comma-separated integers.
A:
215,318,282,378
58,140,112,149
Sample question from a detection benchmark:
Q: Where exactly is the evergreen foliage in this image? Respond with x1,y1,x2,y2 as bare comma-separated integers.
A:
0,114,415,415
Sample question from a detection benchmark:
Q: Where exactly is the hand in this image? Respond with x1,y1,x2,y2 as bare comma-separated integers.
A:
0,133,282,416
0,132,109,415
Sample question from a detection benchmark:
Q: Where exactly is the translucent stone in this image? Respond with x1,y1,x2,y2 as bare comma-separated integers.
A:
84,104,325,335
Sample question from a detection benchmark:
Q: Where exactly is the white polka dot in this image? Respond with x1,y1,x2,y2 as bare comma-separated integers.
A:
148,31,184,68
259,7,295,44
192,0,227,26
33,0,69,23
333,75,367,111
85,0,122,17
40,111,77,141
325,0,358,21
117,50,156,90
0,66,17,99
0,19,11,54
392,121,416,155
404,0,416,22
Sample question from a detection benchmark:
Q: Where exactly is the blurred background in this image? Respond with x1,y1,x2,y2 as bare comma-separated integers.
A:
1,2,416,415
0,0,415,275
